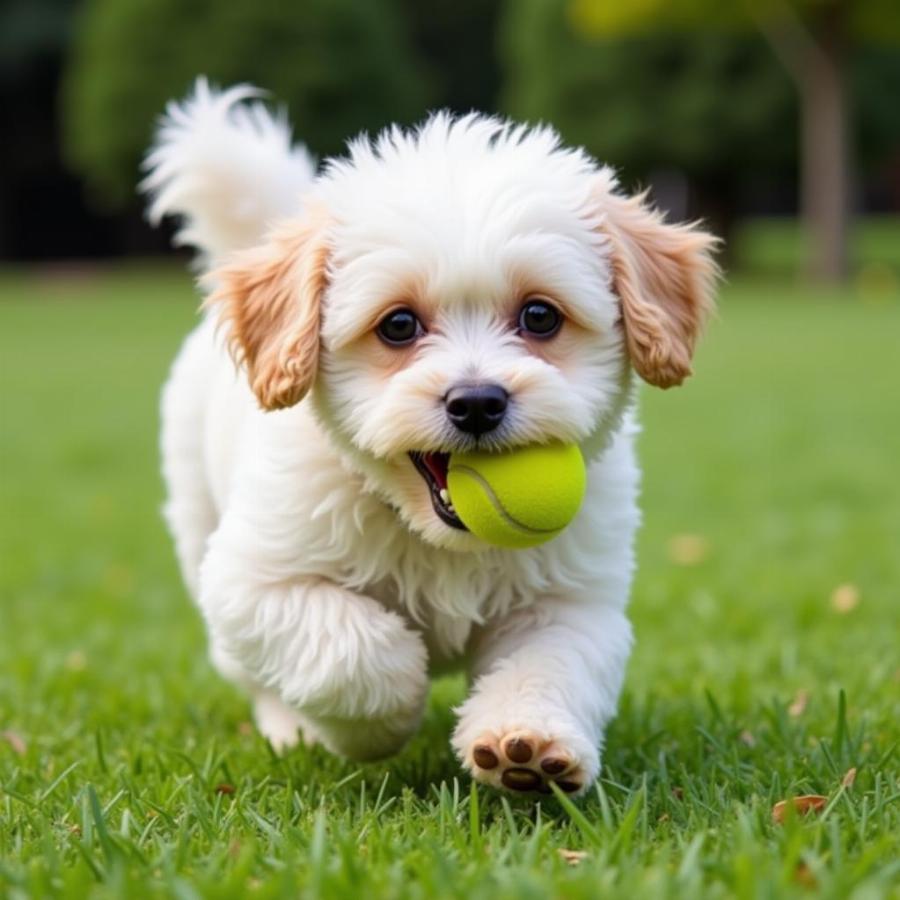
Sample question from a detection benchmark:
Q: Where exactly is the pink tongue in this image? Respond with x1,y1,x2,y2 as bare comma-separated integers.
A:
423,453,449,490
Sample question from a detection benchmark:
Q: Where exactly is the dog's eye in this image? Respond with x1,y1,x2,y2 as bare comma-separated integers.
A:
518,299,562,338
377,308,423,346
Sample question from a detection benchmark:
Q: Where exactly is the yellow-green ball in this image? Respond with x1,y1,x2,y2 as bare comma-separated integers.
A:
447,442,587,549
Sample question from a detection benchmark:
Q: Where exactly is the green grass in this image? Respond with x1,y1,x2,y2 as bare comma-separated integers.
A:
1,264,899,899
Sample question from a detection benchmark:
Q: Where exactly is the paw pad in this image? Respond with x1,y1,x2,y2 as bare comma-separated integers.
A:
472,745,499,769
468,731,585,795
503,737,533,763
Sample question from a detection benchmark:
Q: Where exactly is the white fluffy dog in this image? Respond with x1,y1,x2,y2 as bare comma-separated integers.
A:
144,80,717,796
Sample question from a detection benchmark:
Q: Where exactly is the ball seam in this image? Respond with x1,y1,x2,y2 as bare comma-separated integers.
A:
449,465,564,536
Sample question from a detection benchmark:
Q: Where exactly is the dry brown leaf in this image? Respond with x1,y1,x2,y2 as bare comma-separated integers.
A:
214,783,236,795
830,583,860,613
558,849,588,866
1,730,27,756
841,767,857,788
667,534,710,566
788,690,809,717
771,795,827,824
793,861,817,888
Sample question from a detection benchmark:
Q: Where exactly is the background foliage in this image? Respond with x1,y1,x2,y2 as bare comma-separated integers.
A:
1,0,898,267
63,0,430,205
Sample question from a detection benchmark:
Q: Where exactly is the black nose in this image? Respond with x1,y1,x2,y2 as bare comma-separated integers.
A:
445,384,509,436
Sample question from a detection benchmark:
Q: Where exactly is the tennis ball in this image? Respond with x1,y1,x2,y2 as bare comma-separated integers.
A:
447,442,586,549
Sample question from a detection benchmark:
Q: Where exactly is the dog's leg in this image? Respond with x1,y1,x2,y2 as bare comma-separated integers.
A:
208,640,315,752
452,597,632,796
199,561,429,761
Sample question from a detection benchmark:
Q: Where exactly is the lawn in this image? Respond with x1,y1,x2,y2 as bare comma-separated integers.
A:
1,264,898,899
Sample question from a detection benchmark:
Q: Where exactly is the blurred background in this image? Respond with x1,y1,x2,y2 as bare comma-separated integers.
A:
2,6,899,890
2,0,900,280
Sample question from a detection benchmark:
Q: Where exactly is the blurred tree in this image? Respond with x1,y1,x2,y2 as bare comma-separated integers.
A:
855,48,900,178
0,0,73,70
63,0,432,207
566,0,900,281
399,0,503,114
0,0,107,258
501,0,796,254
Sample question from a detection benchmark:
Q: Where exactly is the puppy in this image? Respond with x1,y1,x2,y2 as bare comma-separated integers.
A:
144,79,717,796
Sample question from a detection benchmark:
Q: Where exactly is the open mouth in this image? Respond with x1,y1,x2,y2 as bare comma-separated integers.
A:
409,452,467,530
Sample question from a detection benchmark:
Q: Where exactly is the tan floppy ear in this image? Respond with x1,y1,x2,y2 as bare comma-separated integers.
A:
204,211,331,410
598,185,720,388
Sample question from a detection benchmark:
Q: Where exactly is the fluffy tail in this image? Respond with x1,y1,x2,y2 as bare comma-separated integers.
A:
141,78,316,266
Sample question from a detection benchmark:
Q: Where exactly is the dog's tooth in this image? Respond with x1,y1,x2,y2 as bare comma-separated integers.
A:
439,488,450,504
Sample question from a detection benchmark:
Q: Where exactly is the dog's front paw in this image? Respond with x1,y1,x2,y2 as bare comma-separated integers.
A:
454,718,599,797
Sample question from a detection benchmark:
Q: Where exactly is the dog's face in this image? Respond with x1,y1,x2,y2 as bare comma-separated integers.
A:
209,116,717,550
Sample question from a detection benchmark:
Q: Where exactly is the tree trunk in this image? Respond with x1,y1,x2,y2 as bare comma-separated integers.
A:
799,3,851,282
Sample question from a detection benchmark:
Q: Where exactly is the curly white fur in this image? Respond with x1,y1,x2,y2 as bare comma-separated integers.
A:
147,80,716,792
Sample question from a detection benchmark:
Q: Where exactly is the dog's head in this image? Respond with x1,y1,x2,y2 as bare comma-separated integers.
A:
208,114,718,549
